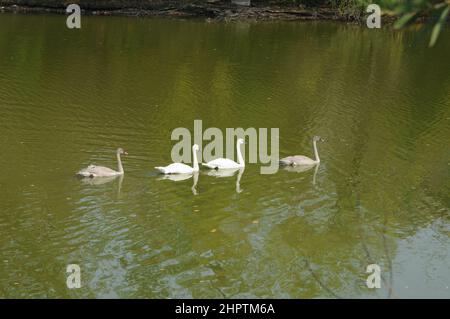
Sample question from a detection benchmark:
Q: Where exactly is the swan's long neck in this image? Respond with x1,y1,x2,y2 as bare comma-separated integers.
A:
237,143,244,166
313,140,320,163
117,152,124,174
192,147,199,171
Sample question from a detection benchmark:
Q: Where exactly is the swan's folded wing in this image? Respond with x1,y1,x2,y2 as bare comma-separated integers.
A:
279,157,294,165
156,163,192,174
205,158,238,169
77,165,118,177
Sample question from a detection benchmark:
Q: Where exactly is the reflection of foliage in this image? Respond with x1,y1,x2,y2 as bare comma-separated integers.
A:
392,0,450,47
273,0,449,47
328,0,449,46
2,0,448,46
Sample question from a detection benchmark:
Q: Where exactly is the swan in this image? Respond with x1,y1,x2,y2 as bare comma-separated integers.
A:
280,136,323,166
155,144,199,174
202,138,245,169
77,148,128,178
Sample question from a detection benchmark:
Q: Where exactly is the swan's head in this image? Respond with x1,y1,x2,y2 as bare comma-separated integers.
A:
117,148,128,155
192,144,199,152
237,138,245,145
313,136,324,142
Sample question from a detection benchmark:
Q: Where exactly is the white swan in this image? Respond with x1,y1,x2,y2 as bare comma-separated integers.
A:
280,136,323,166
77,148,128,178
155,144,199,174
202,138,245,169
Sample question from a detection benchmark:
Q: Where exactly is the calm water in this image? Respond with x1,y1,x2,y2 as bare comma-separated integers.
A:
0,13,449,298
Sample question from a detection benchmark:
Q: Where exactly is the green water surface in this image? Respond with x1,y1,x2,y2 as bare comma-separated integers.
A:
0,13,449,298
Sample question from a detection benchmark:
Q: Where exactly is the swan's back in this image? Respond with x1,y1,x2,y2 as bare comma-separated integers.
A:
155,163,193,174
280,155,316,166
77,165,119,178
203,158,240,169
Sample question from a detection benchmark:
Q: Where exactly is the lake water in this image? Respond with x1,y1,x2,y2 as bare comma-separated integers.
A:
0,13,449,298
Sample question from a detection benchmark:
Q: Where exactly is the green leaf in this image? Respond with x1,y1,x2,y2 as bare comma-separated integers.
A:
394,12,418,29
429,5,450,47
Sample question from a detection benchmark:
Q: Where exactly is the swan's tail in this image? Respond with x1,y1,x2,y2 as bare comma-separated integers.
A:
76,169,92,177
279,158,292,166
154,167,166,174
202,163,217,169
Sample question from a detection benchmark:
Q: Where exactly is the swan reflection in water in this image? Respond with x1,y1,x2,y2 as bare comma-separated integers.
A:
158,168,245,195
158,172,199,195
79,174,124,196
206,167,245,193
281,164,320,185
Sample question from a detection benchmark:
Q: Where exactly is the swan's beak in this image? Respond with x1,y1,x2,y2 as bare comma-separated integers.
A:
124,151,129,155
